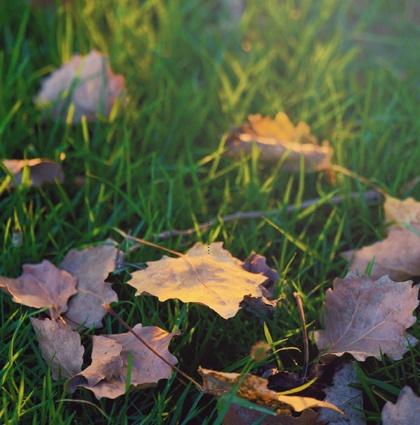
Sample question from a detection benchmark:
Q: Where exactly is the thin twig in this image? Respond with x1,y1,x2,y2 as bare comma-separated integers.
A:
330,165,387,196
155,190,381,240
293,292,309,381
104,304,203,392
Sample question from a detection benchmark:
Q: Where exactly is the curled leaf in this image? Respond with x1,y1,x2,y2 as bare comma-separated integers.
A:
31,317,84,379
226,113,333,172
60,241,119,328
36,50,125,123
198,367,342,415
315,274,418,361
381,386,420,425
2,159,64,188
128,242,267,319
71,324,178,399
241,252,279,317
2,260,77,320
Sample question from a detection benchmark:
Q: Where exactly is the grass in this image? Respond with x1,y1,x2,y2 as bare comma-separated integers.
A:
0,0,419,423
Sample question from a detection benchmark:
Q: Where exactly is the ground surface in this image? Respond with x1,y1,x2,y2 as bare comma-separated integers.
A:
0,0,419,424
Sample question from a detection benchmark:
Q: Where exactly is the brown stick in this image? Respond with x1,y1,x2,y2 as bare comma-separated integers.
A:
104,304,203,391
155,190,381,240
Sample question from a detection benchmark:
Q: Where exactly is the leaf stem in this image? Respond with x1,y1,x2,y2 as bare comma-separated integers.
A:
293,292,309,380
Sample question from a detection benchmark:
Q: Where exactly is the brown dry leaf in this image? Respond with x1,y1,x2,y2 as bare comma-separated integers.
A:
127,242,267,319
343,195,420,281
31,317,84,379
224,404,318,425
226,113,333,172
241,252,279,317
2,260,77,319
318,363,366,425
384,195,420,227
381,386,420,425
314,274,418,361
343,227,420,281
198,367,342,415
60,241,119,328
2,159,64,188
70,324,178,399
36,50,125,123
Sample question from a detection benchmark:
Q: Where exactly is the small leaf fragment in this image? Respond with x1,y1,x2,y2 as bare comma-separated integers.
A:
60,241,119,328
381,386,420,425
315,274,418,361
319,362,366,425
384,195,420,227
226,113,333,172
224,404,318,424
2,159,64,188
31,317,84,379
128,242,267,319
71,324,178,399
198,367,342,415
2,260,77,319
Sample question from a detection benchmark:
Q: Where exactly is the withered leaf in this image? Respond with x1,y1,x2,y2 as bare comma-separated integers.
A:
226,113,333,172
241,252,279,318
60,241,119,328
128,242,267,319
71,324,178,399
343,196,420,281
343,227,420,281
318,363,366,425
198,367,342,415
384,195,420,227
381,386,420,425
2,260,77,320
2,159,64,188
36,50,125,123
224,404,318,425
31,317,84,379
315,274,418,361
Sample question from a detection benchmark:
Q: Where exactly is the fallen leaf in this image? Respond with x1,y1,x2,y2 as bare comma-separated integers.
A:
241,252,279,318
343,227,420,281
381,386,420,425
2,159,64,188
314,274,418,361
318,363,366,425
2,260,77,320
343,196,420,281
384,195,420,227
31,317,84,379
224,404,318,425
242,252,279,290
226,113,333,172
127,242,267,319
70,324,178,399
60,241,119,328
198,367,342,415
36,50,125,123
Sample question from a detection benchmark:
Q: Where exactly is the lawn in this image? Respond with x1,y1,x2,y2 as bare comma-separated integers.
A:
0,0,419,424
